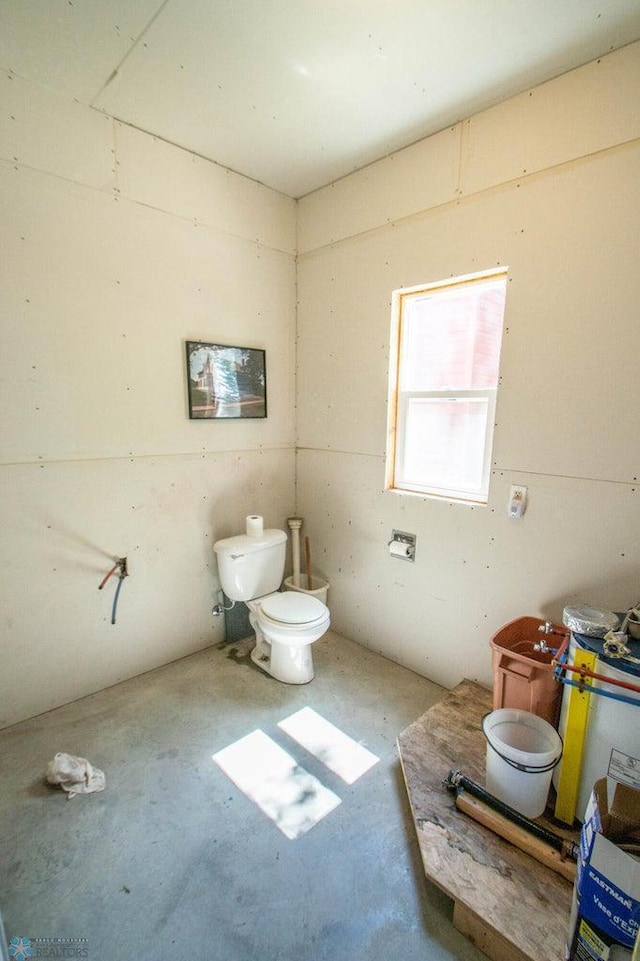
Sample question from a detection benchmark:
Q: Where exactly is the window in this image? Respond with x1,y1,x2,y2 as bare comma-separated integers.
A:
386,268,507,504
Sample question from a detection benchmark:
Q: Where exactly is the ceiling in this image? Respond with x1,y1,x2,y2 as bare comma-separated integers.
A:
2,1,640,198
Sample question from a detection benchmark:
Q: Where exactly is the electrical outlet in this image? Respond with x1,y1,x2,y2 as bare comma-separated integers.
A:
508,485,527,518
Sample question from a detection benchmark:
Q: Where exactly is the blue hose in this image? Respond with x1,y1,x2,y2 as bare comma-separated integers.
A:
555,672,640,708
111,575,124,625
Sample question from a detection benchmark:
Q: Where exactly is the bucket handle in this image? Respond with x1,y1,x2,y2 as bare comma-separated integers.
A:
481,713,563,774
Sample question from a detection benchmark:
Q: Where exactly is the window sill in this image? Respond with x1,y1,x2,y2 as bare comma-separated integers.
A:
384,485,487,508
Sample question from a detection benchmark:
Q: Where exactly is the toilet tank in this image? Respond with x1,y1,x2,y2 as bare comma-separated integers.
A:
213,529,287,602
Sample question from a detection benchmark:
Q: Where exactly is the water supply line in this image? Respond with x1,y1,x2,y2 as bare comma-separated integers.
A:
550,630,640,705
99,557,128,625
540,620,570,639
528,629,640,705
556,675,640,707
111,571,124,625
212,594,235,616
98,561,119,591
556,658,640,694
534,620,569,655
287,517,303,588
554,645,640,705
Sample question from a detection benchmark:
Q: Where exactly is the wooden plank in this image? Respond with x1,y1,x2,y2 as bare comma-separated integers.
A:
453,902,531,961
397,679,577,961
454,792,576,882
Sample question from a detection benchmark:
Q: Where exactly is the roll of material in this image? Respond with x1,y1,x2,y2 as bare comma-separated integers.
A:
389,541,411,558
562,605,619,637
246,515,264,537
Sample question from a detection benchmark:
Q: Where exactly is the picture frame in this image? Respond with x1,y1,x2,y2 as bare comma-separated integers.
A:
185,341,267,419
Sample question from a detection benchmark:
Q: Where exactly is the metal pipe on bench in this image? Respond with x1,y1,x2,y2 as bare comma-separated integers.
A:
444,770,577,881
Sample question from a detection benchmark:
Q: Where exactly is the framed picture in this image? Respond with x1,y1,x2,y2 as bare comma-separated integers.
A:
185,341,267,419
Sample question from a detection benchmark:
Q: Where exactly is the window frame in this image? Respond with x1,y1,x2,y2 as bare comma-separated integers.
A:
385,268,508,505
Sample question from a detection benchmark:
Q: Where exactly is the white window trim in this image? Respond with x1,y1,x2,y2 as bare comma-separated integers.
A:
385,268,507,505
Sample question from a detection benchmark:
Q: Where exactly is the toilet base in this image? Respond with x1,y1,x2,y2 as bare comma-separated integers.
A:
250,638,315,685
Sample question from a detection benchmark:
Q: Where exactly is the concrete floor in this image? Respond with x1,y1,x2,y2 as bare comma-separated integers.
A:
0,631,488,961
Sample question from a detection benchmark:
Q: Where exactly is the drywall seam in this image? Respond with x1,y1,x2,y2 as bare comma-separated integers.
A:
296,446,639,490
109,113,297,204
455,120,468,200
1,445,297,470
0,154,295,263
297,135,640,258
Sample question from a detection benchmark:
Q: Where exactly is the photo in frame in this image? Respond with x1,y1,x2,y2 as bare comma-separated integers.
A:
185,341,267,419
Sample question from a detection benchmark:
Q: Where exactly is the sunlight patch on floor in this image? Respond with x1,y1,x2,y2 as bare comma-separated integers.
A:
212,729,341,840
278,707,379,784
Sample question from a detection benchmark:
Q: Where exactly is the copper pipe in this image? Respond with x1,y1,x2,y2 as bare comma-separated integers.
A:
551,631,570,666
558,659,640,695
98,562,119,590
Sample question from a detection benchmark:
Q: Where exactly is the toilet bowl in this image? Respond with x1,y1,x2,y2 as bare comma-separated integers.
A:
248,592,330,684
213,518,331,684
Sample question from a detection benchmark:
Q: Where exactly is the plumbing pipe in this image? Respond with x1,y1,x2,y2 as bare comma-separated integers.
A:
552,629,640,694
444,770,577,856
552,632,571,666
111,558,128,625
111,574,124,625
539,621,570,639
287,517,303,588
556,675,640,707
454,790,576,882
98,562,119,591
524,628,569,665
305,535,312,591
554,656,640,696
99,558,128,624
442,771,578,861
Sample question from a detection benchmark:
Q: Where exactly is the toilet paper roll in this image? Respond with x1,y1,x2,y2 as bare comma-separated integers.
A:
389,541,411,558
246,515,264,537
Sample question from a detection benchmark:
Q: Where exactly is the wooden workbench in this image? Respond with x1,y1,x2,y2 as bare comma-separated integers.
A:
397,679,577,961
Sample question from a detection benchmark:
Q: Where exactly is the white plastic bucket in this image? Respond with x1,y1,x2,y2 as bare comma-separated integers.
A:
284,575,329,607
483,708,562,818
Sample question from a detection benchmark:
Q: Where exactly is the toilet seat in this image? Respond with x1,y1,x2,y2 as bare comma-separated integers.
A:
259,592,328,629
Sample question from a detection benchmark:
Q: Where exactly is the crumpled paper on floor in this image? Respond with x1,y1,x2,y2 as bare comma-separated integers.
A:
46,752,106,799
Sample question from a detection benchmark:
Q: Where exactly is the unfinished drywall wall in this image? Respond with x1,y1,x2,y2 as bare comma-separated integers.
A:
296,42,640,691
3,42,639,725
0,72,297,727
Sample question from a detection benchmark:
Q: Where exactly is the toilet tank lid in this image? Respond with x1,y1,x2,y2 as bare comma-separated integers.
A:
213,529,286,555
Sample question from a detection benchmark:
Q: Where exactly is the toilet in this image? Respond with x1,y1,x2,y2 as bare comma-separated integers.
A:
213,522,330,684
